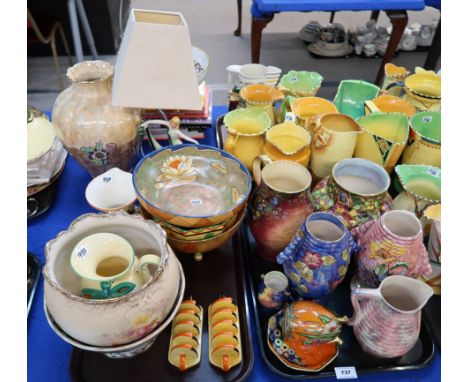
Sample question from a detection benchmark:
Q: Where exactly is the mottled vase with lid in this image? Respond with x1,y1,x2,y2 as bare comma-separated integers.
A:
352,210,432,288
310,158,392,229
52,60,140,177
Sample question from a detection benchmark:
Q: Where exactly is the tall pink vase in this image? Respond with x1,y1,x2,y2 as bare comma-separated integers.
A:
352,210,432,287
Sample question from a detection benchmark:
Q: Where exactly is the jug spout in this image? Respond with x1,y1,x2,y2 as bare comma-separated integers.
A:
380,275,434,312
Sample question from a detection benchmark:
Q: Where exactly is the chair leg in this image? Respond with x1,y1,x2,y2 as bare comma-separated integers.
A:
329,11,336,23
370,11,380,22
375,10,408,86
424,18,441,71
50,33,64,90
234,0,242,36
251,15,274,63
58,23,74,67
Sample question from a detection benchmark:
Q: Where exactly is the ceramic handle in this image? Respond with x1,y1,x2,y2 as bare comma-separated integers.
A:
364,100,383,115
385,81,404,92
305,115,321,133
277,231,302,265
348,287,381,326
252,155,272,187
137,254,161,283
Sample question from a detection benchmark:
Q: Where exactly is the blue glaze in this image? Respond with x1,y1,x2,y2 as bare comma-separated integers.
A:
277,212,357,299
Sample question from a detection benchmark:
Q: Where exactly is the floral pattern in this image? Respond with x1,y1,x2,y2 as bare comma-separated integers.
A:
303,251,323,269
80,140,117,166
155,155,198,189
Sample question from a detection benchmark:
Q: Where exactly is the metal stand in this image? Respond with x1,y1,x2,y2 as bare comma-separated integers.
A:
67,0,98,62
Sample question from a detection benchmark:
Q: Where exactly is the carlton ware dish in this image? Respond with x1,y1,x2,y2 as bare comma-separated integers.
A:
354,113,409,173
352,210,432,288
310,113,362,179
250,158,313,261
277,70,323,97
223,107,271,172
257,271,290,312
267,300,347,372
70,232,161,299
192,46,209,84
402,111,441,167
165,210,245,261
240,84,285,123
288,97,338,133
43,211,183,347
349,275,433,358
263,122,311,166
393,164,441,224
52,60,140,177
311,158,392,229
382,63,410,97
364,95,416,118
278,212,357,300
44,271,184,359
133,144,251,229
85,167,136,213
333,80,380,119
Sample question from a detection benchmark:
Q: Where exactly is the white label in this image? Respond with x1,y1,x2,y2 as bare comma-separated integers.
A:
76,247,88,258
290,76,298,83
285,112,296,122
335,367,358,379
191,199,202,206
102,176,112,183
422,116,433,123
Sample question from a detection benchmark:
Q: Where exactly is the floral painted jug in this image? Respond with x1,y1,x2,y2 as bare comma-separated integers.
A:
348,275,433,358
249,157,313,262
352,210,432,288
310,158,392,229
277,212,357,299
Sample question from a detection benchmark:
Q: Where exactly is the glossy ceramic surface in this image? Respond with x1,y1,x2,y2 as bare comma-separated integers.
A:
267,301,345,372
192,46,209,84
289,97,338,132
240,84,285,123
43,212,183,347
310,113,362,179
250,159,313,261
223,108,271,172
354,113,409,173
364,95,416,117
352,210,432,288
133,144,251,228
85,168,136,213
257,271,290,312
263,122,311,166
278,212,357,299
333,80,380,119
405,72,441,99
311,158,392,229
27,106,58,161
402,111,441,167
383,63,410,97
278,70,323,97
349,275,433,358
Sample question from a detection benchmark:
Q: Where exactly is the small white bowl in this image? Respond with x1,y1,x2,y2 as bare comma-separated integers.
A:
85,168,136,213
192,46,210,84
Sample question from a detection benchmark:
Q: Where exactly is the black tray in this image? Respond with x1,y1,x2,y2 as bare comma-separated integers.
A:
240,222,436,379
423,295,441,349
69,228,254,382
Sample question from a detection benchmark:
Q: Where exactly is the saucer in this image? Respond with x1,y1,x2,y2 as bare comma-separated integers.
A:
307,41,354,58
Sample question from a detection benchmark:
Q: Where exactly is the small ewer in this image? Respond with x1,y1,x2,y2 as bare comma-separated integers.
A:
70,232,161,299
348,275,433,358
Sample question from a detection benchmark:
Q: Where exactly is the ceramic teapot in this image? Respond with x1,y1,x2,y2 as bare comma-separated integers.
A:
277,212,357,299
348,275,433,358
267,300,347,371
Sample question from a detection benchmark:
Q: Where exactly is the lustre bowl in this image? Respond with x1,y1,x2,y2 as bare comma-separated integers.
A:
133,144,251,228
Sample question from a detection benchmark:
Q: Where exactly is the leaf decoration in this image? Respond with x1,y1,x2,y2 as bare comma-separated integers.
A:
341,249,349,262
388,261,410,272
338,265,347,277
319,314,331,324
373,263,387,275
321,255,336,266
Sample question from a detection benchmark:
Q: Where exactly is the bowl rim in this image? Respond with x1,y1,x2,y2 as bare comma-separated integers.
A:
133,144,252,219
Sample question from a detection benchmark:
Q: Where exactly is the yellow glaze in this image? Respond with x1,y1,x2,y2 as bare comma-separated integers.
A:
240,84,284,123
290,97,338,133
383,63,410,96
365,95,416,118
263,122,311,166
404,72,441,103
27,116,58,161
354,113,409,173
310,113,362,179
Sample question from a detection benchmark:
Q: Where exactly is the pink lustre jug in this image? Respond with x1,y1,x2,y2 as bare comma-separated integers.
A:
352,210,432,288
348,275,433,358
249,157,313,262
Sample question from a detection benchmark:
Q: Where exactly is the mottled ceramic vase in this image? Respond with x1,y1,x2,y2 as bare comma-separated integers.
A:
52,61,140,177
348,275,433,358
277,212,357,299
249,158,313,262
352,210,432,288
310,158,392,229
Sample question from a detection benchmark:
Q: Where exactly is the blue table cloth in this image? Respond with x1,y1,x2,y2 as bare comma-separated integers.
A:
28,106,440,381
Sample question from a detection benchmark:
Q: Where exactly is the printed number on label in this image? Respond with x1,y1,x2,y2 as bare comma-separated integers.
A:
334,366,358,379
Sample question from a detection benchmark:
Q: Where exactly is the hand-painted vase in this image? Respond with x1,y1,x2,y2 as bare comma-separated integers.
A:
249,157,313,262
52,61,140,177
257,271,290,312
348,275,433,358
277,212,357,299
267,300,347,371
352,210,432,288
310,158,392,229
